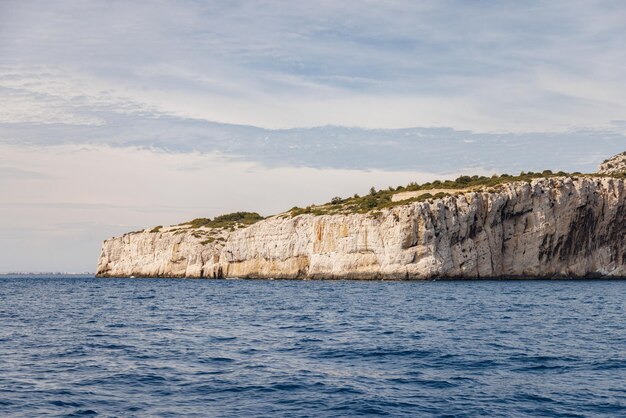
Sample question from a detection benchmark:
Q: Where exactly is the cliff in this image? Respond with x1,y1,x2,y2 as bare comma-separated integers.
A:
599,152,626,175
97,157,626,279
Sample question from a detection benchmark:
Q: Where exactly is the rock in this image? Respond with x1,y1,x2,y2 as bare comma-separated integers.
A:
598,152,626,175
96,175,626,279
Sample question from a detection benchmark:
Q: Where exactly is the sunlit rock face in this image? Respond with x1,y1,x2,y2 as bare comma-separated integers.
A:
598,152,626,175
97,154,626,279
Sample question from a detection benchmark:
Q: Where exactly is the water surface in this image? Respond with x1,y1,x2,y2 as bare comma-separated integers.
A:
1,276,625,417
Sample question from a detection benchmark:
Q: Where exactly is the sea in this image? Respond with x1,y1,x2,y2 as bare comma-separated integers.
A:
0,276,625,417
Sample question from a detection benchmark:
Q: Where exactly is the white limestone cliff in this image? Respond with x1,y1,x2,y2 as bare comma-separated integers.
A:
97,174,626,279
599,152,626,175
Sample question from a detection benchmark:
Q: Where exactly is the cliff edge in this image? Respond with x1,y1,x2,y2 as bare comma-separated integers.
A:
97,154,626,279
599,152,626,175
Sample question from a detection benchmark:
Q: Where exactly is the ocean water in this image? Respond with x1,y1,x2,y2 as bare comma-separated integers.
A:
1,277,625,417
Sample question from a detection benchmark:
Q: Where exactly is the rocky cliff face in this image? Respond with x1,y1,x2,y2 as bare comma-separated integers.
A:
599,152,626,175
97,175,626,279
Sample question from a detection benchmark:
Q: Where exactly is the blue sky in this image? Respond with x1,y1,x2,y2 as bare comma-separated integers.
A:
1,0,625,271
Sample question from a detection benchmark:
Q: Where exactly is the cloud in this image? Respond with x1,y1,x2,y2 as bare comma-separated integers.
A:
1,108,624,174
1,1,625,130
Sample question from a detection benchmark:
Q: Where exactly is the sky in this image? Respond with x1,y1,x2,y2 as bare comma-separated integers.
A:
1,0,625,272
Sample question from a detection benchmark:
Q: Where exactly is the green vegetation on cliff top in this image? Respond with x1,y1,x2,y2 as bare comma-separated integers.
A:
288,170,625,217
143,169,626,233
182,211,265,229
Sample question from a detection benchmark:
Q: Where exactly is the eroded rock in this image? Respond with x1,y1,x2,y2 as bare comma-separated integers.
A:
96,176,626,279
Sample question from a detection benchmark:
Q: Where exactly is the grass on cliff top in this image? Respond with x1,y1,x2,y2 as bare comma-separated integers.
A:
288,170,626,217
602,151,626,163
133,169,625,235
181,211,264,229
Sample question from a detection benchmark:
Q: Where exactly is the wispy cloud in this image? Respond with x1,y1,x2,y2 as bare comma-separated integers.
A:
1,109,624,174
1,0,625,130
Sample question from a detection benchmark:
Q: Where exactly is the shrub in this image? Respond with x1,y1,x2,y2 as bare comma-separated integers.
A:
212,212,264,224
290,206,312,216
182,212,264,229
184,218,212,228
283,165,615,217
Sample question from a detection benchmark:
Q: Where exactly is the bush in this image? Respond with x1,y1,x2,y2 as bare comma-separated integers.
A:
184,218,212,228
284,165,609,217
182,212,264,229
212,212,264,224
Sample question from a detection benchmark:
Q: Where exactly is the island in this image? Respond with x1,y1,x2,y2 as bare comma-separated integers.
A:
96,152,626,279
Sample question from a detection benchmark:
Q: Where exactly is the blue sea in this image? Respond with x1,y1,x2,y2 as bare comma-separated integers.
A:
1,276,625,417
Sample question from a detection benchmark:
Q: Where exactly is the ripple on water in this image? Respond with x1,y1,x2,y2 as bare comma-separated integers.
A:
1,277,626,416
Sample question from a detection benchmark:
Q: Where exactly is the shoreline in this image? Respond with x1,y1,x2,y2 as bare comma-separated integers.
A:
94,274,626,281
